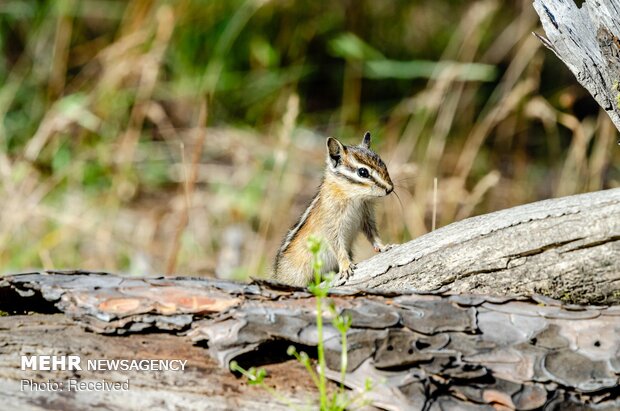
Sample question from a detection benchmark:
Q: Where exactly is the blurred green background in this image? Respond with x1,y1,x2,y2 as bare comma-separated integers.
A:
0,0,618,278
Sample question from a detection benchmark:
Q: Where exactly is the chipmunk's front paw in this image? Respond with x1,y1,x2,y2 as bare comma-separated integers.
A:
335,263,357,285
374,243,396,253
345,262,357,278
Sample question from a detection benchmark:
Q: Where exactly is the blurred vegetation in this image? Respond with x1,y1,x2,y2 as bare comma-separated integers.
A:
0,0,618,278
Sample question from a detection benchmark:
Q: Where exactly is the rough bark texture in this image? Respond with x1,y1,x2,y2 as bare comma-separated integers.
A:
533,0,620,131
2,271,620,410
337,188,620,305
0,314,319,411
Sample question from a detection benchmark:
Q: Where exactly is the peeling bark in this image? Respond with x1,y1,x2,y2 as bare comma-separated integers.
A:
338,188,620,304
533,0,620,131
2,271,620,410
0,314,319,411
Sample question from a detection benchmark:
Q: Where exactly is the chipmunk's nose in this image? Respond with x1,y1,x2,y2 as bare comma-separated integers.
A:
386,186,393,194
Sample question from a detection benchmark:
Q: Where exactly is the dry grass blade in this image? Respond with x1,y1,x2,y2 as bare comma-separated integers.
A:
165,100,208,275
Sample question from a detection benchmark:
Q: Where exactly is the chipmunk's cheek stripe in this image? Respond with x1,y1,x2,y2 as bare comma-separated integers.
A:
370,176,390,191
348,153,392,188
335,164,369,185
335,170,366,186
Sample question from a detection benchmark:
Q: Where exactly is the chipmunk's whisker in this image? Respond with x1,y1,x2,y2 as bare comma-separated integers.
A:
392,189,405,215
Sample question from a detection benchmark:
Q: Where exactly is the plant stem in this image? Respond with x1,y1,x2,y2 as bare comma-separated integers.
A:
312,243,327,410
340,329,347,392
315,279,327,410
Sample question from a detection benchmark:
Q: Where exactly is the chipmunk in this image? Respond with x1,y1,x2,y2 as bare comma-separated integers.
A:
273,131,394,287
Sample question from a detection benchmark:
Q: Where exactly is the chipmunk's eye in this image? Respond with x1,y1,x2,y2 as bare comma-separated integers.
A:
357,167,369,178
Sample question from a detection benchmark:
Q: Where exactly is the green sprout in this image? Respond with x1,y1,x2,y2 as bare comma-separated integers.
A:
229,360,267,385
229,360,298,409
306,235,330,409
329,301,352,391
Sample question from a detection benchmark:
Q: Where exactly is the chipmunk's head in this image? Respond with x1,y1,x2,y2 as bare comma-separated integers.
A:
325,132,393,199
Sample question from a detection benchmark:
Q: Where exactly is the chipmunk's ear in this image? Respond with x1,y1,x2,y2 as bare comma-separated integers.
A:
361,131,371,148
326,137,344,167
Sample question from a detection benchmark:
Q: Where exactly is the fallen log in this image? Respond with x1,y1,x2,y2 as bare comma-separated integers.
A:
1,271,619,410
338,188,620,305
0,313,319,411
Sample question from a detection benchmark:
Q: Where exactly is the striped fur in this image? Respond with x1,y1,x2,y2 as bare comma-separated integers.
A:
273,132,393,286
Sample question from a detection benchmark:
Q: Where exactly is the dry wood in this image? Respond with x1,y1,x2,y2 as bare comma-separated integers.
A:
2,271,620,410
337,188,620,304
532,0,620,131
0,314,318,411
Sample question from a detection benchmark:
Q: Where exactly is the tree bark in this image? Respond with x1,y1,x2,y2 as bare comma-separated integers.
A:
532,0,620,131
0,314,318,411
337,188,620,305
1,271,620,410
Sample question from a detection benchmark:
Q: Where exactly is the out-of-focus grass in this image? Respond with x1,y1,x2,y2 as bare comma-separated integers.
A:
0,0,618,278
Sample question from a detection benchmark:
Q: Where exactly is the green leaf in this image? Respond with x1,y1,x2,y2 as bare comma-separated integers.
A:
55,93,100,131
307,235,323,254
332,312,352,333
328,32,384,61
364,377,373,391
364,59,497,81
51,143,71,173
299,351,311,368
286,345,297,356
250,36,279,68
308,281,329,298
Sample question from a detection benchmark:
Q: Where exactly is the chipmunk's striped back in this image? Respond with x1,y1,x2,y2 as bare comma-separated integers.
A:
273,132,393,286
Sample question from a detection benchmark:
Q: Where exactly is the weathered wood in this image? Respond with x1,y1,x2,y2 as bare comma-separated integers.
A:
0,314,318,411
2,271,620,410
338,188,620,304
533,0,620,131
